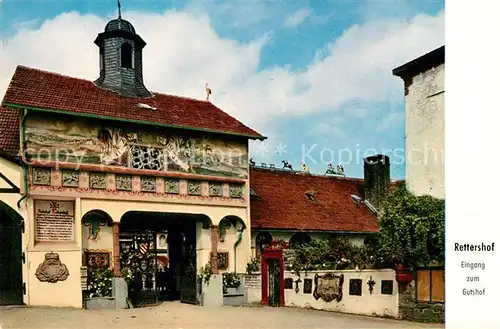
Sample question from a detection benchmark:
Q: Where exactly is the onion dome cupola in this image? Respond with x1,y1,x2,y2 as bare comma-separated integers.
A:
93,9,152,98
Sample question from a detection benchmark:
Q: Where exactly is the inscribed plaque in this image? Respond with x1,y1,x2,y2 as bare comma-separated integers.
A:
244,274,261,289
35,200,75,242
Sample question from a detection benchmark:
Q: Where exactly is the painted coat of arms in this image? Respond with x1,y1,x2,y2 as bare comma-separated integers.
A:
313,273,344,302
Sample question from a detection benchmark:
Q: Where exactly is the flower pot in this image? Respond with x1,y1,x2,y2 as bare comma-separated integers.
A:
226,287,238,295
395,266,413,286
395,272,413,285
85,297,115,309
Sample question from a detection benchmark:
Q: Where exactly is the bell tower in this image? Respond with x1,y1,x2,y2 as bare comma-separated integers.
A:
93,7,152,98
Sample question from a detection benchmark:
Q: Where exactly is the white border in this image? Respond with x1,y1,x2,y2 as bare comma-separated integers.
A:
446,1,500,328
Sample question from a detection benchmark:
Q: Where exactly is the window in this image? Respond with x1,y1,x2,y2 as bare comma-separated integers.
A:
121,43,133,69
416,268,445,303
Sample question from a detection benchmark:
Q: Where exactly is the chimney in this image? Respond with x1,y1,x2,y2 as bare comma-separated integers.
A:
363,154,390,210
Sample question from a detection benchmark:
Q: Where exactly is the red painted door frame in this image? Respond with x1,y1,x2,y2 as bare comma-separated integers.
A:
260,240,287,306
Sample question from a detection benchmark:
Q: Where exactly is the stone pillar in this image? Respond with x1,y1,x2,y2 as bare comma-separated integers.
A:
112,222,121,277
210,225,219,274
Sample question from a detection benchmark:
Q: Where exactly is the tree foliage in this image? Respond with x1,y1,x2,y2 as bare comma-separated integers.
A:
376,184,445,268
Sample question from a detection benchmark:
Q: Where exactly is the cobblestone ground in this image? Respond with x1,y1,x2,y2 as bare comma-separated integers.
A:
0,302,444,329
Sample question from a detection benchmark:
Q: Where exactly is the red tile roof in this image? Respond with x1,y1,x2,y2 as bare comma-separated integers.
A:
250,167,379,233
0,106,20,156
2,66,264,140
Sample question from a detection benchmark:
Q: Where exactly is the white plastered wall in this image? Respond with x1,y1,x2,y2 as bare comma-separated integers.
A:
405,63,445,199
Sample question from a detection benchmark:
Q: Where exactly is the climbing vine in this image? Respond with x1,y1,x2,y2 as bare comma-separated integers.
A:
198,262,213,285
375,184,445,268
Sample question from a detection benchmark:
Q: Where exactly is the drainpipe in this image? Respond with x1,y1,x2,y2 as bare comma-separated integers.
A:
17,109,29,209
234,228,244,273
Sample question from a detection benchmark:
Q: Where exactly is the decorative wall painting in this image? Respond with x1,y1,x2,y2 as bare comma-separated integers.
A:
25,114,248,179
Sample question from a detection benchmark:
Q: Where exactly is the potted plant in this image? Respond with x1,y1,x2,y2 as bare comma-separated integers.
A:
246,258,260,274
222,272,241,294
85,268,115,309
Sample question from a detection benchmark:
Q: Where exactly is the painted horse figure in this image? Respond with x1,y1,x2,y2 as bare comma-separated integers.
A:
282,160,293,170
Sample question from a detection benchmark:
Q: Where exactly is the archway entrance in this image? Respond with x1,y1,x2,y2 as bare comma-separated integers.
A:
0,201,23,306
119,212,209,307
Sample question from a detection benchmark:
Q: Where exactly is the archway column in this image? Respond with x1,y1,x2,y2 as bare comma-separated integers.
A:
112,222,121,277
210,225,219,274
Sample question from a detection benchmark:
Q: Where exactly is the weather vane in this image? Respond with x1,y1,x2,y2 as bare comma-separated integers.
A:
117,0,122,19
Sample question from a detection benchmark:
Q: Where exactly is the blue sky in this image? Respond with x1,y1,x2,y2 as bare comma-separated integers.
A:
0,0,445,179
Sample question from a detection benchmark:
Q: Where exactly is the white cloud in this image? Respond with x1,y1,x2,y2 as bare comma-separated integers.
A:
377,112,404,131
283,8,312,27
0,9,444,138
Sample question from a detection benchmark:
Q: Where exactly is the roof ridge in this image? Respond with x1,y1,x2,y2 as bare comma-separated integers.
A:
16,65,209,103
15,65,94,84
250,166,364,182
6,65,264,139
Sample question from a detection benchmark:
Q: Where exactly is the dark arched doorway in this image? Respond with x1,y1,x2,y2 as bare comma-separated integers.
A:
0,201,24,305
289,232,312,249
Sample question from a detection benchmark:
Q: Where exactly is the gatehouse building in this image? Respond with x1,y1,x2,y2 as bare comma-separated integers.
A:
0,13,264,308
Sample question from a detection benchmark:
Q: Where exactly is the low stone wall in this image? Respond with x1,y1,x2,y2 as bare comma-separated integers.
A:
285,270,399,318
398,280,445,323
244,273,261,305
244,269,399,318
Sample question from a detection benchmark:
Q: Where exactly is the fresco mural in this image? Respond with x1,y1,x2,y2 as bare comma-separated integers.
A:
25,115,248,178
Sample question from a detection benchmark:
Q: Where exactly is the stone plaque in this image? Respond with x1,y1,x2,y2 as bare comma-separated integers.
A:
35,252,70,283
85,251,111,269
209,182,223,196
244,274,261,289
216,252,229,270
229,184,243,198
349,279,362,296
187,180,201,195
61,170,79,187
284,278,293,289
313,273,344,302
165,178,179,194
304,278,313,294
35,200,75,242
381,280,394,295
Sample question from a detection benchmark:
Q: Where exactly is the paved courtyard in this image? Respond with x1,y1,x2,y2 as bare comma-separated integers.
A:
0,302,444,329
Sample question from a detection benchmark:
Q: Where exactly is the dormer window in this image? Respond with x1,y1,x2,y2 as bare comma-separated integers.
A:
121,43,133,69
305,190,317,202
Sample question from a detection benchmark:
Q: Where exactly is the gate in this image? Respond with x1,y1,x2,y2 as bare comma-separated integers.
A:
179,221,197,304
0,203,24,306
267,259,281,307
120,230,159,307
